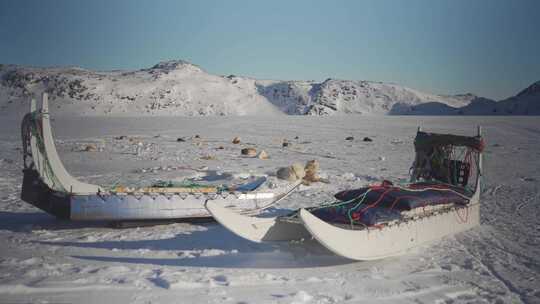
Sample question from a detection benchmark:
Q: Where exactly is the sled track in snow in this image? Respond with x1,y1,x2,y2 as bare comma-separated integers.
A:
1,116,539,303
458,234,529,303
468,181,540,303
516,191,539,216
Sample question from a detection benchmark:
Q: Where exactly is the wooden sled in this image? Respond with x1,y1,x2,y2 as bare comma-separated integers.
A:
20,93,298,221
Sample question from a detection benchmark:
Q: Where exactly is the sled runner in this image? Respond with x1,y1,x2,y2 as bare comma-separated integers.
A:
207,127,484,260
20,93,297,221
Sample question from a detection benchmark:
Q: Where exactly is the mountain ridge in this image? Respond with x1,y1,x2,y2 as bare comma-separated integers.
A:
0,60,537,116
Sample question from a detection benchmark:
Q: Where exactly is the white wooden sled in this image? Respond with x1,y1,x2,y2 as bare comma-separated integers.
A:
207,128,483,260
20,93,298,221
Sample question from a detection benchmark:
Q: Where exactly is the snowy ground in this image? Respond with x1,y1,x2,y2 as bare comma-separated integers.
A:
0,115,539,304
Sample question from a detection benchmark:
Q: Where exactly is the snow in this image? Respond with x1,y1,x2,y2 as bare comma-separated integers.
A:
2,60,536,119
0,114,539,303
394,80,540,115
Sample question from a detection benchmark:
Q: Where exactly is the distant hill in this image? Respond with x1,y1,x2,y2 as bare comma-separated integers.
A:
0,60,537,117
392,81,540,115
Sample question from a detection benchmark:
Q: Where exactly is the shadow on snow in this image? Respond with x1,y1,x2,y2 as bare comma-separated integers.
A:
0,210,355,269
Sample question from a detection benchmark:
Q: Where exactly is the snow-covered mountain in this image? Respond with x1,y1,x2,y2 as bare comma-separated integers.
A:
0,61,283,117
258,78,475,116
0,60,537,117
492,81,540,115
395,82,540,116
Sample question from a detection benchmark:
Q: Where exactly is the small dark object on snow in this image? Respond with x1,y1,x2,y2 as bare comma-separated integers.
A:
241,147,257,157
363,137,373,142
217,146,224,150
114,135,127,140
84,144,98,152
345,136,354,141
294,136,299,140
282,141,290,147
177,138,186,142
194,135,200,139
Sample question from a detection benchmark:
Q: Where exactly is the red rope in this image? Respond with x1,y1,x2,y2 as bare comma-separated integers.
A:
359,187,395,214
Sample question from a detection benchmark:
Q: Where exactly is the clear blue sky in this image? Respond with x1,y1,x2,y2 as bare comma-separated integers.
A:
1,0,539,100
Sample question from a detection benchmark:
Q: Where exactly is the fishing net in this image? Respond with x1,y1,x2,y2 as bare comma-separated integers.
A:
410,131,484,192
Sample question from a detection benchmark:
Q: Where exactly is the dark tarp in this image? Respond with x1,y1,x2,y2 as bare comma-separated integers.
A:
306,183,470,226
415,131,484,152
311,205,402,226
334,183,470,211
